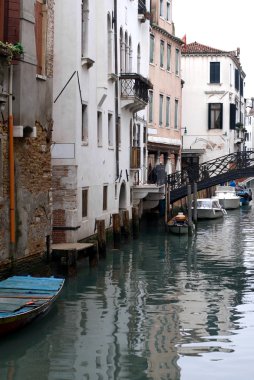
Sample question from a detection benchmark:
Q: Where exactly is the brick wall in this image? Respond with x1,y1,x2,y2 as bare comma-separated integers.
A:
52,166,78,244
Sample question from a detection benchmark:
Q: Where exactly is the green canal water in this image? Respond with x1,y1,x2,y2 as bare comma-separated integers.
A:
1,206,254,379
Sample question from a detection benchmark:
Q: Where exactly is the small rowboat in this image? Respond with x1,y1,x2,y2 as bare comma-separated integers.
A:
0,275,65,337
167,212,192,235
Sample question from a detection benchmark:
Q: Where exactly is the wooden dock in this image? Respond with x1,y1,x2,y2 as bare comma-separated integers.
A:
51,242,98,267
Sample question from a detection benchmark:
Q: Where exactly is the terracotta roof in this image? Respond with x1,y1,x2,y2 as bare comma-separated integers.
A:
182,41,226,54
182,41,245,75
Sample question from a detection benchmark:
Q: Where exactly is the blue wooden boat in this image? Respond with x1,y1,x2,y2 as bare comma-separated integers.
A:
0,275,65,337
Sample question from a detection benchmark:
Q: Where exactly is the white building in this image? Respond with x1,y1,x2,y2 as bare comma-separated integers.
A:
181,42,246,168
244,98,254,151
52,0,152,242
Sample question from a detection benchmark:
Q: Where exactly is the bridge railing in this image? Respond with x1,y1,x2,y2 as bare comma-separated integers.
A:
168,150,254,190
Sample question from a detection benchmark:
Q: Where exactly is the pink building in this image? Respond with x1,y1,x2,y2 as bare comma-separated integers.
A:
147,0,183,182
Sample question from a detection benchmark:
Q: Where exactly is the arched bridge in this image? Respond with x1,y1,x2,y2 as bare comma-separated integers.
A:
167,150,254,203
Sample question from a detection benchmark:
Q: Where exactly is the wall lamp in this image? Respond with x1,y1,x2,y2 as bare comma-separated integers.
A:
181,126,187,134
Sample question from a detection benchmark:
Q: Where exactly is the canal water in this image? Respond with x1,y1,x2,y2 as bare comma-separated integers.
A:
1,206,254,380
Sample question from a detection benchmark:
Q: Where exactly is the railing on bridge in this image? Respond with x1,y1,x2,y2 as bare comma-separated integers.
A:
167,150,254,203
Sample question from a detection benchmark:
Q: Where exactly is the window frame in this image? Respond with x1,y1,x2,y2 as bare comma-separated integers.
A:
208,103,223,130
150,34,155,64
82,103,88,143
166,96,170,128
210,62,220,84
103,185,108,211
159,94,164,126
160,40,164,68
97,110,103,146
174,99,179,129
175,48,180,76
148,90,153,123
82,188,88,218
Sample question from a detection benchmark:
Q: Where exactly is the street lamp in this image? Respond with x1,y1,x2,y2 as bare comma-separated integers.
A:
181,126,187,147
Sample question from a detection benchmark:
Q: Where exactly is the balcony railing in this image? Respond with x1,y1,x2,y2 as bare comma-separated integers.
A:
120,73,152,112
130,147,141,169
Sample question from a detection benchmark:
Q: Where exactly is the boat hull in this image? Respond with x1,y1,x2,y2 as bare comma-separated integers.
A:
219,198,240,210
0,276,64,337
197,209,224,219
168,224,189,235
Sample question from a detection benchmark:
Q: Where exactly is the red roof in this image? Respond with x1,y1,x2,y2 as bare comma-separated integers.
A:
182,41,227,54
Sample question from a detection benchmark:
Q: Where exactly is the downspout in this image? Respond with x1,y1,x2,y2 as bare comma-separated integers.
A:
114,0,119,179
8,64,15,262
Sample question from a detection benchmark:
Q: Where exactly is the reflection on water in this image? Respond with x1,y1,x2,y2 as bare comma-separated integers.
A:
1,207,254,379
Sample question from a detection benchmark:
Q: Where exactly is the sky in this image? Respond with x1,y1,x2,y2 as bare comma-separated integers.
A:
173,0,254,98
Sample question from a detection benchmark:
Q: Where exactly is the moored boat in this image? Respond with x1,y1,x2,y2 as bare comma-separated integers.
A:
235,185,252,206
194,198,227,219
0,275,65,337
214,186,240,209
167,212,193,235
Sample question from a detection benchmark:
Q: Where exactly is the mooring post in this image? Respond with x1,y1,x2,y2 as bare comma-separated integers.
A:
193,182,198,224
132,206,139,239
112,213,121,249
187,184,193,235
96,219,106,257
89,241,99,267
122,209,130,240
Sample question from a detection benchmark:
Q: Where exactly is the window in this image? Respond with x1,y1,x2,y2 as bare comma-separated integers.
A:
167,44,171,71
129,36,133,72
160,0,164,17
107,13,113,73
82,188,88,218
143,126,147,144
174,99,179,129
125,31,129,72
148,90,153,123
35,0,47,76
166,97,170,128
159,94,164,126
208,103,223,130
82,0,89,57
160,40,164,68
230,103,236,130
108,113,113,147
210,62,220,83
166,1,171,21
235,69,239,91
150,34,155,64
175,48,180,75
103,185,108,211
120,28,124,73
240,77,243,97
137,44,141,74
82,104,88,143
97,111,102,146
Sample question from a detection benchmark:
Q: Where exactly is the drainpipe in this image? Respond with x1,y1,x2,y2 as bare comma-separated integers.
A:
114,0,119,179
8,64,15,262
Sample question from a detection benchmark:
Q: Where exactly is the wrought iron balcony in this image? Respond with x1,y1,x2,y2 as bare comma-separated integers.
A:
120,73,152,112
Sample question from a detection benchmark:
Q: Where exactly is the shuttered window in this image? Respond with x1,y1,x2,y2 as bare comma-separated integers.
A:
103,185,108,211
240,77,243,96
208,103,223,129
82,188,88,218
235,69,239,91
210,62,220,83
230,103,236,130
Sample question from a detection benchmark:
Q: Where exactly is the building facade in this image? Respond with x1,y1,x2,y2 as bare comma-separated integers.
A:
181,42,246,168
52,0,152,243
147,0,183,179
0,0,54,269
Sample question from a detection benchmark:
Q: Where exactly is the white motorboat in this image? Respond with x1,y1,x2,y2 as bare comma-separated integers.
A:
214,186,240,209
193,198,227,219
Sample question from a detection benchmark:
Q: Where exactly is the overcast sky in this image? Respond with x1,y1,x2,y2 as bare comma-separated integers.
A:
173,0,253,98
